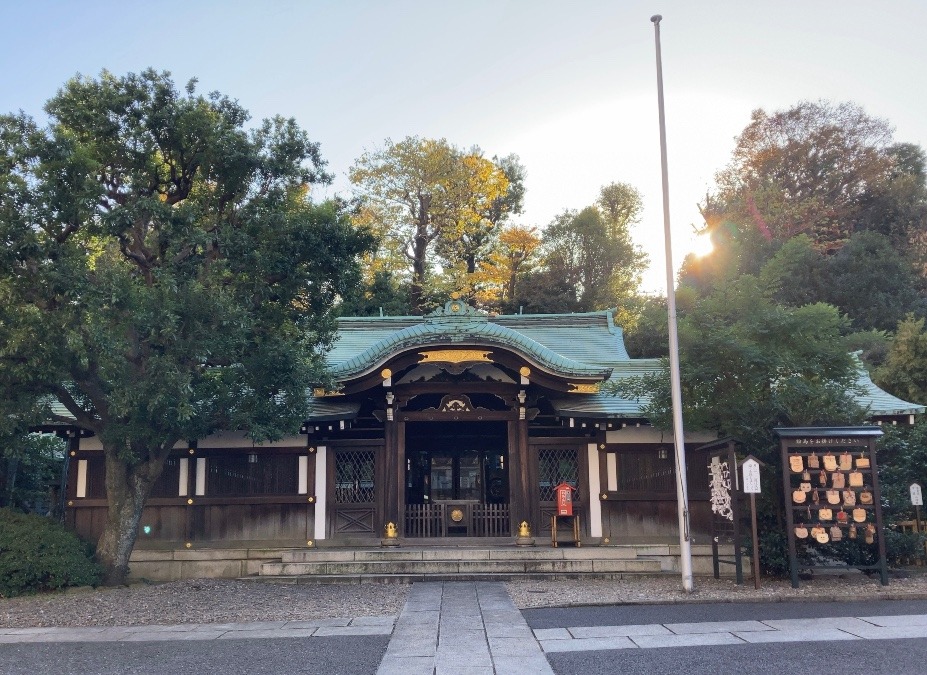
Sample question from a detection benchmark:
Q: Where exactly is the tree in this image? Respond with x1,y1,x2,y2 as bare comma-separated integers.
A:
618,278,864,443
597,181,643,236
853,143,927,274
824,231,923,331
475,224,542,311
622,295,669,358
756,235,830,308
877,315,927,405
0,70,373,583
610,279,865,574
338,270,412,317
708,101,895,257
349,138,519,312
539,183,647,311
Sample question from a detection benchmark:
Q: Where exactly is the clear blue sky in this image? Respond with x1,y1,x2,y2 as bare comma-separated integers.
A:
2,0,925,291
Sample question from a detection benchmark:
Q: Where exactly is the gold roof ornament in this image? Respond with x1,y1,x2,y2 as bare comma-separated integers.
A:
568,382,601,394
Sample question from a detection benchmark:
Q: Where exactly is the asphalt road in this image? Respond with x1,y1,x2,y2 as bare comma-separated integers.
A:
545,638,927,675
0,635,389,675
529,599,927,675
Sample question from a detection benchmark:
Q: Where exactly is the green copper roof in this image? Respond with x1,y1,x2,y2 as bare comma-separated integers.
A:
328,300,613,381
324,303,924,422
548,359,661,419
852,353,925,417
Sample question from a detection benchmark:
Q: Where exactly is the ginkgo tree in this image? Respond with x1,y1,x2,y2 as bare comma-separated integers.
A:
349,136,523,312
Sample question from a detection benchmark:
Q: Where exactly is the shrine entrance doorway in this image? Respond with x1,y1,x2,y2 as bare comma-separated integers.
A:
404,421,510,537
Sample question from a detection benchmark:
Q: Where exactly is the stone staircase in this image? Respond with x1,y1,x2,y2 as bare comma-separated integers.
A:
249,543,731,584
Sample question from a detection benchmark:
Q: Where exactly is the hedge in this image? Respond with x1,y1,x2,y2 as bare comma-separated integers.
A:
0,508,102,597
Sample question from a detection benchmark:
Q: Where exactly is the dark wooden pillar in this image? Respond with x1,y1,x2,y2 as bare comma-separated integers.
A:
381,420,403,535
61,433,80,526
508,418,534,531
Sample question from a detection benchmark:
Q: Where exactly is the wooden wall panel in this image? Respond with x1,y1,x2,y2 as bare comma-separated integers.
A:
190,503,308,542
601,499,712,541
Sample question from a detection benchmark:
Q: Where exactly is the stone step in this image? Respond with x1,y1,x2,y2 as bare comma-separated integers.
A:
245,570,669,585
260,557,662,576
280,546,640,564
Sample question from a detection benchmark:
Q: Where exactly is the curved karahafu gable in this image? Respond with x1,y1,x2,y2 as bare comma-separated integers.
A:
327,300,613,383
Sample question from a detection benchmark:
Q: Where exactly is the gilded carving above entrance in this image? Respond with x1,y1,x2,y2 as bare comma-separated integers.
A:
419,349,493,364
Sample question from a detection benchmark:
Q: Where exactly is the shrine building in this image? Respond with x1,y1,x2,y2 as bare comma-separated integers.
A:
62,299,924,553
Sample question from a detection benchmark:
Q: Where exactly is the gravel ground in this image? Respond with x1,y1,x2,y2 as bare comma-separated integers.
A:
4,573,927,629
506,572,927,609
0,579,409,629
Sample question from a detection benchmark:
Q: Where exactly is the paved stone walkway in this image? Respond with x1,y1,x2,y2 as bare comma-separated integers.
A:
534,613,927,653
0,615,394,643
377,581,553,675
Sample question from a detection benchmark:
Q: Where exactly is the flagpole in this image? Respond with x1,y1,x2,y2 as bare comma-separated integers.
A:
651,13,694,593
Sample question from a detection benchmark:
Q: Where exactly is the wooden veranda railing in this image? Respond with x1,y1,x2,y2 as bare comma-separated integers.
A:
404,503,510,537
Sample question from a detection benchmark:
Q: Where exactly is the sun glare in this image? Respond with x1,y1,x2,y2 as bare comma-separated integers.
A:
687,233,714,258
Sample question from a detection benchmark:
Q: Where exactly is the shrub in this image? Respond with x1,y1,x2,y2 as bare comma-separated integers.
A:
0,508,102,597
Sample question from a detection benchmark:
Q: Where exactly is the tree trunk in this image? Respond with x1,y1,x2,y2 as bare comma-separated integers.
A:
410,234,429,314
95,449,164,586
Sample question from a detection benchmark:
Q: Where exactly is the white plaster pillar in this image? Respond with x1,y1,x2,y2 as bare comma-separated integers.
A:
587,443,603,538
195,458,206,496
313,446,327,540
297,456,308,495
178,458,189,497
606,452,618,491
76,459,88,498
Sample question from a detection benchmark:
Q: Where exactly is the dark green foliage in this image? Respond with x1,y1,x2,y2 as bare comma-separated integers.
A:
511,182,646,315
0,434,63,513
618,278,865,448
610,279,866,577
0,508,102,597
843,331,891,370
508,269,581,314
693,101,927,338
757,235,829,308
622,295,669,358
825,232,922,332
0,69,374,583
819,530,924,569
753,529,795,578
877,315,927,405
541,204,646,312
339,271,412,317
876,421,927,523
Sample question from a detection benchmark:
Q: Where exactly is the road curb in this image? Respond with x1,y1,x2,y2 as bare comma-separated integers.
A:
527,592,927,610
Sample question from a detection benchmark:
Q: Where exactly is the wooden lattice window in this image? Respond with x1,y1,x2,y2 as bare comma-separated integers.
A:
334,450,376,504
537,448,578,502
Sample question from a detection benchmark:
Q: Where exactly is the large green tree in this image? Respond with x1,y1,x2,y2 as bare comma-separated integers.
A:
614,278,864,446
517,182,647,315
696,101,927,292
706,101,894,257
0,70,373,583
610,279,865,574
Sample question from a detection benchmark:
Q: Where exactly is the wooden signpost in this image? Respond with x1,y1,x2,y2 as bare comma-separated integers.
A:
742,455,762,589
911,482,923,534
